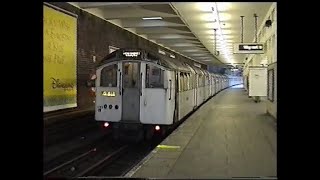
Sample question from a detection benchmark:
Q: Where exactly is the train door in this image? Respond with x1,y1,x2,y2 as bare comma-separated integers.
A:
174,72,179,121
121,62,141,121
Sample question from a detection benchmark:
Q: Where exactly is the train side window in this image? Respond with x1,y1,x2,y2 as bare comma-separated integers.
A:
192,74,195,88
199,75,203,87
188,74,193,89
183,73,186,91
122,62,140,88
202,75,205,87
145,64,164,88
182,74,185,91
184,73,188,90
186,73,191,90
193,74,199,88
100,64,117,87
179,72,184,92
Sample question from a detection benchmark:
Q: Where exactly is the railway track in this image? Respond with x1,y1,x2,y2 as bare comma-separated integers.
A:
44,142,129,179
92,142,160,177
44,104,198,179
44,131,111,171
44,113,97,147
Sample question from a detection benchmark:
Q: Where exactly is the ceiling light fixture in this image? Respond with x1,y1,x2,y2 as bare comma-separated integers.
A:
142,17,162,20
211,3,233,63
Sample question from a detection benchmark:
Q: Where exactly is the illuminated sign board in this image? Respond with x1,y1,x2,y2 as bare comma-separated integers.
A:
102,91,116,97
122,51,141,57
120,51,142,59
233,43,264,54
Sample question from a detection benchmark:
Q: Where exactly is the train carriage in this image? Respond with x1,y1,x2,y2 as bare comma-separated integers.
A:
94,48,233,140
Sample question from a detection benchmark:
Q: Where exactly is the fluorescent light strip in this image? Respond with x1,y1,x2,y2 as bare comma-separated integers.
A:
142,17,162,20
212,3,233,63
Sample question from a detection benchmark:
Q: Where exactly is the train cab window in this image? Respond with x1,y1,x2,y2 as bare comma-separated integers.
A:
145,64,164,88
100,64,118,87
123,62,140,88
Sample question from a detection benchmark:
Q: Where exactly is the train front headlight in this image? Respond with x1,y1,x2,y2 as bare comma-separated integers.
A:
155,125,160,131
103,122,109,128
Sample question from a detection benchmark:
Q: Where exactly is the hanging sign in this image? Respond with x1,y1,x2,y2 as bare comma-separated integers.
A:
233,43,264,54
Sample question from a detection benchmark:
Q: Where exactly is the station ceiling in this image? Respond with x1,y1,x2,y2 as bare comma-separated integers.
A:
71,2,272,67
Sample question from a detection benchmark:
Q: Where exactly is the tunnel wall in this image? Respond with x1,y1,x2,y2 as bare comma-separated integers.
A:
45,2,208,113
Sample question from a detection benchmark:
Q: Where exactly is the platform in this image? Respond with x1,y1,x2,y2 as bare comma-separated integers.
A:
126,85,277,179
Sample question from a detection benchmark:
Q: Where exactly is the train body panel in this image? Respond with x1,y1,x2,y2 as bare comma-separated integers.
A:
164,70,176,124
205,84,210,100
141,88,166,124
92,48,242,139
211,75,216,96
178,89,194,120
215,77,220,93
95,62,122,122
197,86,205,106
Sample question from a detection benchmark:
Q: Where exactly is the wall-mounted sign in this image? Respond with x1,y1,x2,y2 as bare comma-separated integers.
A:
43,4,77,112
109,46,119,54
233,43,264,54
123,51,141,57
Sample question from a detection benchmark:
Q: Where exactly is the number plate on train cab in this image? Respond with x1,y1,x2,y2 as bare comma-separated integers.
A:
102,91,116,97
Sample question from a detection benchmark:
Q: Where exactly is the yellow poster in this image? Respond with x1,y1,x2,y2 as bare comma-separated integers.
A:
43,4,77,112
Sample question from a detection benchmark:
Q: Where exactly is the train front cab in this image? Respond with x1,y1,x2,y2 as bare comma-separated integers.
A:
95,50,176,139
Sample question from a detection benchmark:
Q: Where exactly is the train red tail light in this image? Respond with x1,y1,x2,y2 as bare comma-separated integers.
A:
155,125,160,131
103,122,109,128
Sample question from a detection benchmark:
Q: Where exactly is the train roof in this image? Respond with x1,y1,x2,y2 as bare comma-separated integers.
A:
97,48,229,77
97,48,198,73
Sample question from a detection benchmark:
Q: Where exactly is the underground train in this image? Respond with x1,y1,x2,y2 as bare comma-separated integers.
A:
93,48,241,140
